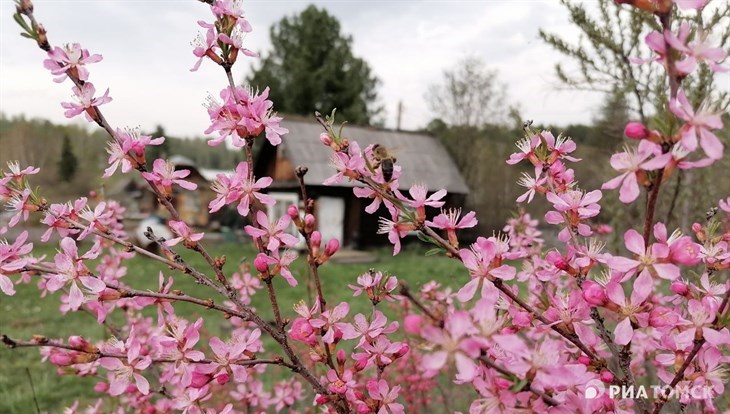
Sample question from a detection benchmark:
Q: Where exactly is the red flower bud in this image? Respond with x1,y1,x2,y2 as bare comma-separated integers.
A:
670,281,689,296
319,133,333,146
254,253,269,273
624,122,649,140
582,280,608,306
600,370,614,383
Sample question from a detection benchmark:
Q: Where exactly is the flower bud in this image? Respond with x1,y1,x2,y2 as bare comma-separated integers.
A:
394,344,410,359
190,371,213,388
494,377,512,390
600,370,614,383
324,238,340,257
582,280,608,306
315,394,331,405
336,349,347,366
49,352,74,366
319,132,333,146
98,288,121,301
624,122,649,140
304,214,316,233
403,314,423,335
354,357,368,372
94,382,108,392
215,372,230,385
68,336,95,353
577,355,591,366
287,204,299,220
670,280,689,296
253,253,269,273
310,231,322,257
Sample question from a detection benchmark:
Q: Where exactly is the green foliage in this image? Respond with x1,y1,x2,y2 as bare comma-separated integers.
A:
247,5,381,125
0,114,245,199
539,0,730,121
57,134,78,183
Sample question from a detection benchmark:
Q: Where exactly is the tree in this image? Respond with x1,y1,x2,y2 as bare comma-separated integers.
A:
592,87,631,146
247,5,381,125
539,0,730,121
57,134,77,182
426,56,509,128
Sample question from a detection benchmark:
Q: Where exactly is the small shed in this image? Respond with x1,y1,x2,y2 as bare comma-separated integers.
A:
255,119,469,248
109,155,220,227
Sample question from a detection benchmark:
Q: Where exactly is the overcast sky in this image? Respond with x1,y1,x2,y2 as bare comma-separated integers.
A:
0,0,606,138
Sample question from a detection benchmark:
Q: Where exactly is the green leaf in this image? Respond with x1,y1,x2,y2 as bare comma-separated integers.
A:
19,32,33,39
510,378,529,393
13,12,32,32
424,248,443,257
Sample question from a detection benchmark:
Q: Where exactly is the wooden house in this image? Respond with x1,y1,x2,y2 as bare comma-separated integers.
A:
110,155,223,227
254,119,469,248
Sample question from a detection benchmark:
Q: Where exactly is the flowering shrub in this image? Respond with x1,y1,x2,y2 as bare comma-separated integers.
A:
2,0,729,413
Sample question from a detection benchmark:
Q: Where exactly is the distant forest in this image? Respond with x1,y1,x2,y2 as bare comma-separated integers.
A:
0,114,245,200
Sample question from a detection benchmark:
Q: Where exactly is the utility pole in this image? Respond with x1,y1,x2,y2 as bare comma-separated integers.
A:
396,101,403,131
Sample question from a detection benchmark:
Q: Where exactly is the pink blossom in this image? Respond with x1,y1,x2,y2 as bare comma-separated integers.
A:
45,237,105,310
544,189,602,240
665,23,728,74
3,161,40,182
165,220,204,247
426,208,477,246
324,142,365,185
205,329,261,382
313,301,349,344
457,237,515,302
4,188,36,229
324,369,356,396
341,310,398,347
677,299,730,347
61,83,112,122
669,89,724,159
98,336,151,396
209,161,274,216
367,379,405,414
218,27,258,60
205,86,288,147
244,211,299,251
258,249,298,286
516,173,546,203
420,310,479,382
376,217,413,255
0,231,33,296
40,198,86,242
602,140,670,203
398,183,446,220
605,271,653,345
190,20,220,71
43,43,102,82
609,229,681,281
141,158,198,196
134,272,175,325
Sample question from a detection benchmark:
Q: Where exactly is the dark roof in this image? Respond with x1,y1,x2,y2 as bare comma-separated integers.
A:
276,120,469,194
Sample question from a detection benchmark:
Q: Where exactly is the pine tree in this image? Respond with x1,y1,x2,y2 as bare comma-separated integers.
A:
57,134,78,182
247,5,381,125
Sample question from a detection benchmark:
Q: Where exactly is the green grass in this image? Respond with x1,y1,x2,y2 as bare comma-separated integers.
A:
0,241,467,413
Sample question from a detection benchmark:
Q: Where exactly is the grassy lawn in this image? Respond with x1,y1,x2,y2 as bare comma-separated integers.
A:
0,240,468,413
